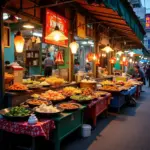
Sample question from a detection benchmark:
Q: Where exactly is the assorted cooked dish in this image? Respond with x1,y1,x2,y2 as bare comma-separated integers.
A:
59,87,81,97
70,95,93,101
39,90,65,101
58,103,80,110
35,104,60,113
26,99,48,106
8,83,28,91
5,106,31,117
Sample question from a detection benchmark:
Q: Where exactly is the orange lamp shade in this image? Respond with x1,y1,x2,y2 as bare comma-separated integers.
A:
93,54,97,61
109,57,116,64
69,41,79,54
87,52,93,62
95,60,100,66
122,56,126,62
55,51,64,64
14,31,25,53
123,61,128,66
45,26,68,42
120,60,123,65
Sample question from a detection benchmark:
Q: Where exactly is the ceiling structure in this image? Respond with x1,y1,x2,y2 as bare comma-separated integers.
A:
2,0,146,49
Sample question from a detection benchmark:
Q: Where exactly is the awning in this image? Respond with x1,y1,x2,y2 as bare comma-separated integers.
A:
142,47,150,57
76,0,145,48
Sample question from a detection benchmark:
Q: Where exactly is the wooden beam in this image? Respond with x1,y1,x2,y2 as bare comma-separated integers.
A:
0,6,5,108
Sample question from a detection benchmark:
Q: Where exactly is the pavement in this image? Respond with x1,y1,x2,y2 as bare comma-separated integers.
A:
63,86,150,150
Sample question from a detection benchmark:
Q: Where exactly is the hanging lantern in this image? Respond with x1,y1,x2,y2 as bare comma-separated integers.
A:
102,53,106,57
120,60,123,65
116,57,119,61
123,60,128,66
55,51,64,64
14,31,25,53
45,26,68,41
93,53,97,61
109,57,116,64
122,56,126,62
128,52,135,57
129,58,132,63
87,52,93,62
86,58,89,63
69,41,79,54
95,59,100,66
116,51,123,56
102,44,114,53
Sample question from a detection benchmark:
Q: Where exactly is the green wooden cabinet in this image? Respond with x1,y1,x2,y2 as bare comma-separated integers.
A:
52,106,85,150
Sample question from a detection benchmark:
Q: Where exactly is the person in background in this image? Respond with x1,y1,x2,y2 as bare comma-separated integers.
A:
85,63,91,72
44,53,54,77
146,65,150,87
74,62,80,74
133,65,145,84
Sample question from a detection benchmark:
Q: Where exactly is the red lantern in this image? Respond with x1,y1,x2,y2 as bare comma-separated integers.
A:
55,51,64,64
95,59,100,66
123,60,128,66
87,52,93,62
109,57,116,64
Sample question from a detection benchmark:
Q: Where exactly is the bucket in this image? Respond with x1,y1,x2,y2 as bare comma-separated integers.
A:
82,124,92,138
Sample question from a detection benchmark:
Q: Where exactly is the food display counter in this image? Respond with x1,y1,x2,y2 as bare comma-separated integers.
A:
84,93,111,127
0,75,143,150
52,106,85,150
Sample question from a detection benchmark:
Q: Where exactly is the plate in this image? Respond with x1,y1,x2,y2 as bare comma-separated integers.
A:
33,107,63,117
8,90,27,93
0,108,32,121
26,99,52,108
56,102,81,112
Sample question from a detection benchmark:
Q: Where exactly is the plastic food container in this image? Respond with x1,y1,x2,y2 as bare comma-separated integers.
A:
81,124,92,138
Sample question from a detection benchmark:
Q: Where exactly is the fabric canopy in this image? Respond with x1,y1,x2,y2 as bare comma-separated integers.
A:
76,0,145,48
103,0,145,41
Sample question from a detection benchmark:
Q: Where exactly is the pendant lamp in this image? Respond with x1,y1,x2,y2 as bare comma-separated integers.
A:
123,60,128,66
102,44,114,53
45,26,68,41
55,51,64,64
129,52,135,57
69,41,79,54
116,51,123,56
93,54,97,61
23,23,34,29
14,31,25,53
87,52,93,62
122,56,126,62
109,57,116,64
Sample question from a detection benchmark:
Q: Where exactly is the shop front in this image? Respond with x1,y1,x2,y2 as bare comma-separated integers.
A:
0,0,147,150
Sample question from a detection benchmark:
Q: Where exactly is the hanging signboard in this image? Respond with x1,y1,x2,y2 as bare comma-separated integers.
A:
146,14,150,30
77,13,86,38
43,9,68,47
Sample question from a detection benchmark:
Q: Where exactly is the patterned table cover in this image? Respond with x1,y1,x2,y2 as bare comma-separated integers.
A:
88,93,111,108
0,119,55,140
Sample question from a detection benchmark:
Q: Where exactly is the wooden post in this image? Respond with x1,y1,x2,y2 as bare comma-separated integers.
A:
0,6,5,108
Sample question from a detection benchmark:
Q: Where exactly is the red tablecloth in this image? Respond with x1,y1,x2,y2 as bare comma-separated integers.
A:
88,93,111,108
0,119,55,140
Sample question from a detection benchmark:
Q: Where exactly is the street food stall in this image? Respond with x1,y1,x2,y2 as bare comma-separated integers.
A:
0,0,147,150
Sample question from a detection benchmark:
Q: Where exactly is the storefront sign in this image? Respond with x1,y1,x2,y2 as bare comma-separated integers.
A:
146,14,150,30
43,9,68,47
77,13,86,38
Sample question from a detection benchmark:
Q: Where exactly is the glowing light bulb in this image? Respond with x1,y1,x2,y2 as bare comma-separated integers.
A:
54,34,60,41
